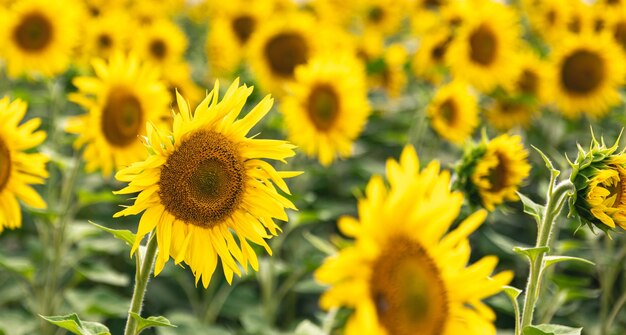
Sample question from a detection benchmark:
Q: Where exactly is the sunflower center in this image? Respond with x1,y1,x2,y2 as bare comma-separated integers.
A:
469,24,497,66
0,139,11,192
307,84,340,131
517,69,538,96
368,6,385,24
568,16,582,33
150,39,167,60
369,235,448,335
560,49,604,95
264,32,309,78
487,152,508,192
603,172,625,208
546,10,556,25
232,15,256,44
595,18,605,32
13,12,53,52
101,89,143,147
159,130,245,228
98,34,112,50
439,99,458,125
431,36,452,62
613,21,626,51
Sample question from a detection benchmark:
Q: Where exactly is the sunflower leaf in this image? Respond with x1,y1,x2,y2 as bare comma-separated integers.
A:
89,221,136,247
517,192,544,226
503,286,522,335
522,324,582,335
129,313,176,335
39,314,110,335
544,256,595,269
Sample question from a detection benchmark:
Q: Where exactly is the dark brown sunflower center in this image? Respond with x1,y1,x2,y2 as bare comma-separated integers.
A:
431,36,453,62
158,130,245,228
560,49,604,95
101,89,143,147
568,16,582,33
370,235,448,335
546,10,556,25
595,18,605,32
232,15,256,44
368,6,385,24
517,69,538,96
264,32,309,78
13,12,53,52
487,152,508,192
613,21,626,51
307,84,340,131
424,0,442,10
0,139,11,192
469,24,497,66
150,39,167,60
439,99,458,125
98,34,112,50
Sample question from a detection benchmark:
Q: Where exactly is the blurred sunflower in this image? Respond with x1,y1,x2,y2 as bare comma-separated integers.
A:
549,33,625,118
78,10,131,66
0,97,48,232
132,18,187,70
370,43,408,98
412,29,453,84
607,6,626,52
114,80,299,288
316,146,513,335
0,0,80,78
357,0,405,36
310,0,355,27
469,134,531,211
526,0,570,43
281,54,370,166
66,52,170,176
427,81,478,145
484,99,535,131
248,12,319,96
447,1,520,92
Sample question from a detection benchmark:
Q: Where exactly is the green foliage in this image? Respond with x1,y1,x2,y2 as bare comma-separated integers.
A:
129,313,176,334
40,314,110,335
523,324,583,335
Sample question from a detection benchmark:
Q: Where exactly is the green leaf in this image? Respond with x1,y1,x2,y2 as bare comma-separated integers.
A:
294,320,325,335
89,221,136,247
517,192,544,226
544,256,595,269
522,324,582,335
302,231,336,256
130,313,176,335
40,314,110,335
532,145,560,178
503,286,522,335
0,254,35,282
513,246,550,263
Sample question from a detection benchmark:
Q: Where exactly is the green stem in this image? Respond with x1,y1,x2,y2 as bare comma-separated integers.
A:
520,180,574,329
123,233,159,335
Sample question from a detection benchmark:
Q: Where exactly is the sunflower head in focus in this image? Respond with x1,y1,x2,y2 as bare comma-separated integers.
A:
427,81,478,145
0,97,48,232
549,32,625,119
248,12,320,96
569,133,626,232
455,134,531,211
65,52,170,177
315,145,513,335
447,1,521,93
114,79,300,287
280,54,370,166
132,18,188,70
0,0,81,78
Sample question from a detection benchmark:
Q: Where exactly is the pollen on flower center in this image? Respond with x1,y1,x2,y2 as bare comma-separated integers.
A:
232,15,256,44
101,89,143,147
369,235,448,335
159,130,246,228
560,49,604,95
14,12,53,52
0,139,11,192
307,84,339,131
264,32,309,77
469,24,498,66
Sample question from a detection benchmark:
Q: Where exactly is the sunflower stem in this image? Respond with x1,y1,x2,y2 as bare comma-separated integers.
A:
520,179,575,329
124,233,158,335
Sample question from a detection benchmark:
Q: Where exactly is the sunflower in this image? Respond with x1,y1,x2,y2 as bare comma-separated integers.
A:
77,10,132,67
412,29,454,84
65,52,170,177
315,145,513,335
132,18,187,70
280,54,370,166
427,81,478,145
206,0,272,77
470,134,531,211
161,61,202,115
447,1,520,92
114,79,300,288
247,12,320,96
525,0,571,43
0,97,48,232
484,99,536,131
357,0,406,36
549,32,625,118
606,5,626,52
369,43,408,98
0,0,81,78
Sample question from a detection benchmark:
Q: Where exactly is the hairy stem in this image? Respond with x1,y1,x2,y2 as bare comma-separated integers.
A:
123,234,158,335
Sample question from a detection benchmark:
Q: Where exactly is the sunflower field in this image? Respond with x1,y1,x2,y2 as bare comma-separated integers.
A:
3,0,626,334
